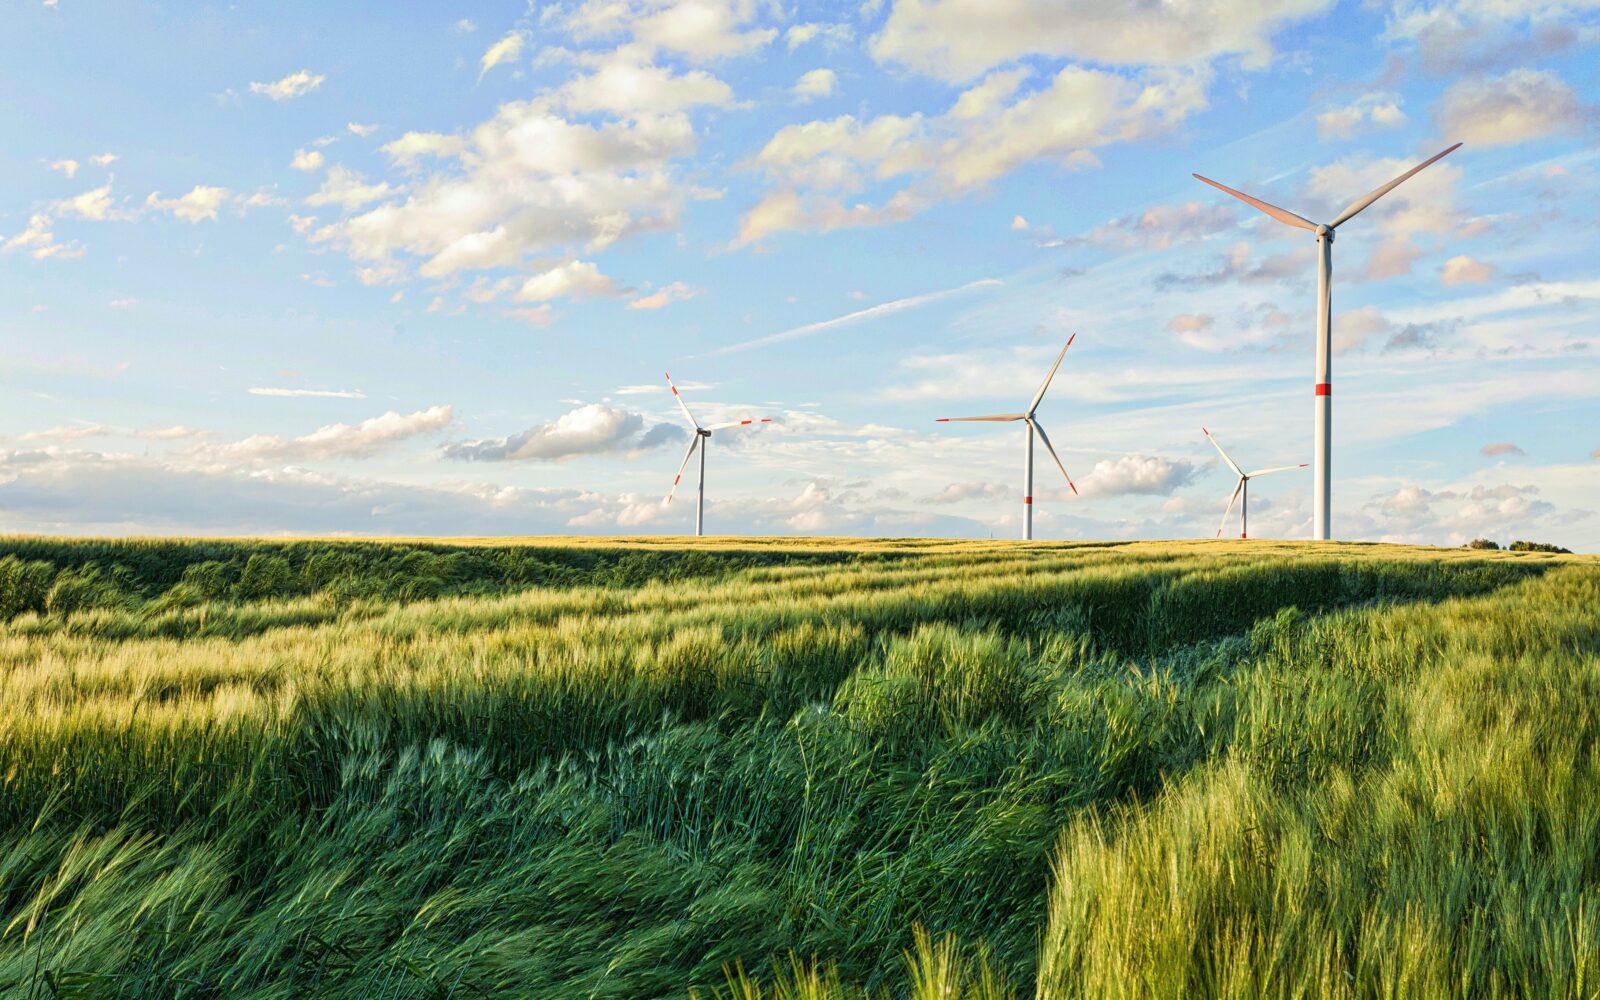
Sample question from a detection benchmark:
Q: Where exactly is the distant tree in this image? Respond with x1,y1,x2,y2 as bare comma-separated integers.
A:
1509,540,1572,554
1466,538,1500,550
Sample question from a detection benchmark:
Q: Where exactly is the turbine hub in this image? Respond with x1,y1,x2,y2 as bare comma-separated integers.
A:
1316,223,1332,239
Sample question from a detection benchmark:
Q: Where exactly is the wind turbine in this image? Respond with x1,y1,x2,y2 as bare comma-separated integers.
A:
1203,427,1307,540
936,335,1079,541
661,372,772,537
1192,142,1461,541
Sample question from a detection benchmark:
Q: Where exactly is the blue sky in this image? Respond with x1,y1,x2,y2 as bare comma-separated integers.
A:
2,0,1597,547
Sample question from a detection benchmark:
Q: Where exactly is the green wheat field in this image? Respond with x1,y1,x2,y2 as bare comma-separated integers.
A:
0,536,1596,998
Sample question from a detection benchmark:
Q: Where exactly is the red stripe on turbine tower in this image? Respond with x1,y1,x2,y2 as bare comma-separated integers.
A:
1024,496,1032,504
1315,383,1331,395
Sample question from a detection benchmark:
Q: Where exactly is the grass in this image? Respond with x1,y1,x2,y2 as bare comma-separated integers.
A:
0,535,1592,998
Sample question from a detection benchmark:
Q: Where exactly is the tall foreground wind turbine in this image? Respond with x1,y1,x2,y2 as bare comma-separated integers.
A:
1203,427,1306,539
1192,142,1461,540
661,373,772,537
937,335,1078,540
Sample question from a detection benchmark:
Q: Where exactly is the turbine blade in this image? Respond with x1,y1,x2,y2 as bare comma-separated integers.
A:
935,413,1027,422
704,418,774,431
1217,479,1243,539
1028,333,1076,414
1329,142,1462,229
1192,173,1317,232
1245,463,1309,478
664,371,700,429
1202,427,1245,479
663,434,701,504
1030,419,1077,495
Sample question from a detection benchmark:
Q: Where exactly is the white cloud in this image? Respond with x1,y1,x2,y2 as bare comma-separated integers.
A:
442,403,683,461
109,297,137,309
870,0,1333,82
249,69,326,101
1077,455,1196,497
479,31,526,79
54,182,117,220
1315,92,1407,140
304,166,397,210
291,148,325,171
1010,214,1028,230
50,158,79,178
248,387,367,399
347,122,379,137
1441,254,1495,286
552,48,736,116
786,21,852,49
3,214,84,260
144,186,230,223
628,280,697,309
739,64,1209,242
1434,68,1586,147
455,18,477,33
310,101,695,279
222,406,454,462
515,260,621,302
563,0,778,61
90,152,117,167
287,214,318,235
381,131,466,167
793,68,838,102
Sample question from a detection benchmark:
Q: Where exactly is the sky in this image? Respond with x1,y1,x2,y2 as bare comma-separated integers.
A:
2,0,1597,548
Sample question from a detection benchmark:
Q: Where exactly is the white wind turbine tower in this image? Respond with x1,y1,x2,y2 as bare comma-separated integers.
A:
661,372,772,537
1203,427,1307,540
1192,142,1461,541
937,335,1079,541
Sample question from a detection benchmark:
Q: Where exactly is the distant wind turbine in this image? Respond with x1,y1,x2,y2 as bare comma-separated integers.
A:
937,335,1079,541
1193,142,1461,541
662,372,772,537
1203,427,1307,540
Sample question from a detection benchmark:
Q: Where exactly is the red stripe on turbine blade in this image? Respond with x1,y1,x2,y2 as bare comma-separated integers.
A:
1069,483,1078,495
673,475,681,484
935,418,950,422
1315,383,1332,395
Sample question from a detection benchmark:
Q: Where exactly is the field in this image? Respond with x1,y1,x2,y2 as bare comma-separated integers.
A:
0,535,1596,999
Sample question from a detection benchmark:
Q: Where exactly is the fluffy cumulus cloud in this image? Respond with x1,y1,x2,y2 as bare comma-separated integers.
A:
514,260,621,302
793,68,837,102
1386,0,1597,73
1076,455,1196,497
220,406,454,463
1316,92,1407,140
250,69,325,101
145,186,231,223
1367,482,1567,545
442,404,684,462
308,102,698,282
291,148,325,171
628,281,697,310
1433,69,1586,146
1440,254,1495,285
3,214,83,259
53,183,117,221
738,63,1209,244
1482,442,1525,457
869,0,1333,81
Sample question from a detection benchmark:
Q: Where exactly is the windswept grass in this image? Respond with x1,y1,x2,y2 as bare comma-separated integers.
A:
0,536,1591,998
